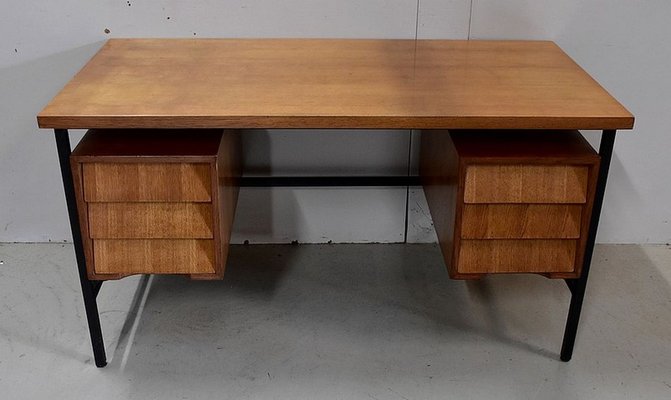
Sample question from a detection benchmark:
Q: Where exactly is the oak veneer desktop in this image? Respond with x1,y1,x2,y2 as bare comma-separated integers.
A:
37,39,634,368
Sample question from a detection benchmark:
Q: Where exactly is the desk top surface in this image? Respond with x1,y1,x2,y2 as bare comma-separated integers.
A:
37,39,634,130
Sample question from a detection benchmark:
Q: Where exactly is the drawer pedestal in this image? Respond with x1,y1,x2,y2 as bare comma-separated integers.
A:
70,129,240,280
420,130,600,279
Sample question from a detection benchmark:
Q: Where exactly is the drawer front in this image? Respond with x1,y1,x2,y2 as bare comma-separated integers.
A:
83,163,212,202
93,239,215,275
88,203,213,239
461,204,582,239
464,165,589,204
457,239,576,274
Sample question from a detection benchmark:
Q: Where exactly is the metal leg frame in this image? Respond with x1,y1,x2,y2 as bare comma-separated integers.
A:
560,130,617,361
55,129,107,367
55,129,616,366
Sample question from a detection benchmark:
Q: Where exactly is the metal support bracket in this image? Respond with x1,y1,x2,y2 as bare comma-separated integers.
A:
54,129,107,368
240,175,421,187
560,130,617,361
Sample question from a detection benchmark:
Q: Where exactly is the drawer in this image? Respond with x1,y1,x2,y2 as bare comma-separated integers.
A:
93,239,215,275
457,239,576,274
83,163,212,202
461,204,582,239
88,203,213,239
463,165,589,204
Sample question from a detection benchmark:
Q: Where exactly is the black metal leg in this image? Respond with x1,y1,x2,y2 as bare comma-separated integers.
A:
560,130,617,362
54,129,107,368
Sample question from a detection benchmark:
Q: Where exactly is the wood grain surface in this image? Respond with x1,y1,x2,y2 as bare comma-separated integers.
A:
419,129,460,277
461,204,582,239
464,165,589,204
93,239,215,275
88,203,214,239
203,129,242,280
83,163,212,202
38,39,633,130
457,240,577,274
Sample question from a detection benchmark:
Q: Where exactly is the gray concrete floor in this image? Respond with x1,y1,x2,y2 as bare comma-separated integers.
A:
0,243,670,399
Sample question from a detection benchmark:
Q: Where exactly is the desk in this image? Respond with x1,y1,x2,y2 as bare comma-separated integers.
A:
37,39,634,367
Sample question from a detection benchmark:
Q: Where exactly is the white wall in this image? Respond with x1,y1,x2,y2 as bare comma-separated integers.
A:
1,1,668,244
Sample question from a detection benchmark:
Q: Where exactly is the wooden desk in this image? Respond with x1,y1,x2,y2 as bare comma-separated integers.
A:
37,39,634,368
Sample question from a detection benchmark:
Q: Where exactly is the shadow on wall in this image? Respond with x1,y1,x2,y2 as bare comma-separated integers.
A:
579,130,642,243
0,42,104,242
230,129,411,244
232,129,304,244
